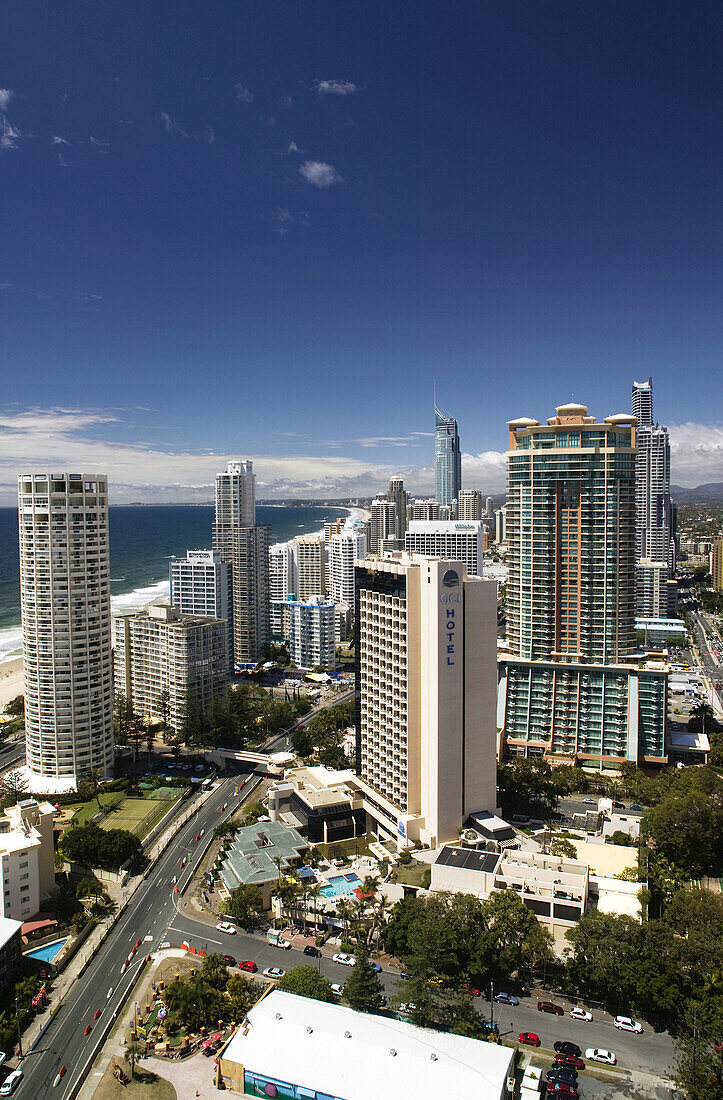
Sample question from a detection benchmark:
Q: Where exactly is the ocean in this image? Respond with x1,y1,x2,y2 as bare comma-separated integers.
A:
0,504,352,662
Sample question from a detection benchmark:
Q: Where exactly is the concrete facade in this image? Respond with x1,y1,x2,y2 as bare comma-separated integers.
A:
18,472,114,791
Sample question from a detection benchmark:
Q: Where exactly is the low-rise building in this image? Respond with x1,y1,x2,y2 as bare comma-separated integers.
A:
218,989,515,1100
218,820,309,909
431,845,589,937
267,767,365,844
0,798,56,922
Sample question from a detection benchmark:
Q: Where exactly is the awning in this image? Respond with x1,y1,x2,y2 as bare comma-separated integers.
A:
21,915,58,936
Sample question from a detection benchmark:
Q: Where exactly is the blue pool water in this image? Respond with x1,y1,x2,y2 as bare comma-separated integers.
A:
25,938,68,963
318,874,362,898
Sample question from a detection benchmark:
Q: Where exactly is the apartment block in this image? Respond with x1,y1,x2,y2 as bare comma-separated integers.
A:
170,549,233,670
457,489,483,521
288,596,336,671
18,472,114,791
113,604,228,735
294,535,327,601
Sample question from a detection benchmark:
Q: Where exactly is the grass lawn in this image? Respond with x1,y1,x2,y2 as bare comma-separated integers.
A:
97,796,176,839
394,862,430,888
71,792,125,825
94,1058,176,1100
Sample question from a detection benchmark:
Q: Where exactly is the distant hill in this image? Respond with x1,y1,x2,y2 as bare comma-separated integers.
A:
671,483,723,503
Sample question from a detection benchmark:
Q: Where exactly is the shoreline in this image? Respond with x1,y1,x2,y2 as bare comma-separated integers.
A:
0,505,364,690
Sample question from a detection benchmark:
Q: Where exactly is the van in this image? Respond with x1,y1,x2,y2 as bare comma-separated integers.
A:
266,930,291,949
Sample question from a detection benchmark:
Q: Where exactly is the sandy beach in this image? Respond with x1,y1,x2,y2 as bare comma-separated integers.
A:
0,657,23,713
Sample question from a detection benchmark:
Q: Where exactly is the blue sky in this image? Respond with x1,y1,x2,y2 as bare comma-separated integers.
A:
1,1,722,501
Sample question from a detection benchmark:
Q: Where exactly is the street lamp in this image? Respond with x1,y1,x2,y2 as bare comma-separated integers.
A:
14,992,22,1060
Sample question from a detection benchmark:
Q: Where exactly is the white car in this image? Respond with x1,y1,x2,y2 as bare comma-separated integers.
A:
216,921,237,935
614,1015,643,1033
263,967,286,980
331,983,344,996
332,952,356,966
570,1006,593,1022
585,1048,617,1065
0,1070,23,1096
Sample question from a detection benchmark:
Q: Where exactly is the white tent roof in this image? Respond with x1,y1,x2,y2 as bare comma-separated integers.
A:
223,990,514,1100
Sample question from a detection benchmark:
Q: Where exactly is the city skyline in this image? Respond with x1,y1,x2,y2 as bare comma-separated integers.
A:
1,3,723,503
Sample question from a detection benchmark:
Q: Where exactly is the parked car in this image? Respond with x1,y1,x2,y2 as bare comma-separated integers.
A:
538,1000,564,1015
216,921,237,935
545,1067,578,1085
555,1054,585,1070
494,992,519,1005
585,1048,617,1065
399,971,412,980
462,985,481,997
369,962,382,972
0,1072,22,1097
614,1015,643,1033
629,803,643,812
332,953,356,966
518,1032,540,1047
478,1021,499,1038
303,945,320,957
262,967,286,980
545,1084,578,1098
238,960,257,973
554,1041,582,1057
569,1006,593,1022
331,983,344,996
223,955,236,966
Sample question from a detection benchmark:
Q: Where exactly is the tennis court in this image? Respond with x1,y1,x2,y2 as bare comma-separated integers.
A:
97,796,171,839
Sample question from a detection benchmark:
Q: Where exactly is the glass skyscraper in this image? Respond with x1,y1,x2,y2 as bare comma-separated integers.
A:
434,406,462,508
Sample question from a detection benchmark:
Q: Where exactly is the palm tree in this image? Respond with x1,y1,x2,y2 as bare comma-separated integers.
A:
125,1041,145,1080
335,898,355,945
690,700,715,735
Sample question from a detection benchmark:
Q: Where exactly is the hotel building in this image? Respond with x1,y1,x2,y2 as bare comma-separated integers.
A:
405,520,485,577
18,472,114,791
497,404,667,767
354,553,498,848
269,543,296,638
293,535,327,601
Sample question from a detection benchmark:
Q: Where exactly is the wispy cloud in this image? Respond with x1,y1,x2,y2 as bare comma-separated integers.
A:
0,282,52,303
51,135,69,145
0,89,14,111
73,292,104,311
0,114,21,150
57,152,69,168
234,83,254,103
315,80,358,97
287,141,298,153
160,113,215,144
271,206,310,235
299,160,342,188
90,136,110,153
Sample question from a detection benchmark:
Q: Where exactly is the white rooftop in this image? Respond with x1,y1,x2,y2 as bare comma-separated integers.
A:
223,990,514,1100
0,916,22,951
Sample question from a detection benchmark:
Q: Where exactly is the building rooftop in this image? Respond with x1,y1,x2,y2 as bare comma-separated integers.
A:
464,810,517,843
222,990,515,1100
219,820,309,891
0,916,22,951
435,846,502,875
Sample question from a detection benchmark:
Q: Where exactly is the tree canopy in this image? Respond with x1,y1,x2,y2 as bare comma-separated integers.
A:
60,823,141,871
277,965,335,1002
223,883,264,930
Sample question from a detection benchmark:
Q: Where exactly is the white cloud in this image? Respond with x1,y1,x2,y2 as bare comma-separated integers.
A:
160,113,214,144
271,206,310,234
287,141,298,153
0,89,14,111
668,422,723,486
234,83,254,103
315,80,358,97
299,160,342,188
0,114,21,150
51,135,69,145
90,136,110,153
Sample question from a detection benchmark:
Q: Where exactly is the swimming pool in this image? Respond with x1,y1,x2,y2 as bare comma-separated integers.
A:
318,874,362,898
25,938,68,963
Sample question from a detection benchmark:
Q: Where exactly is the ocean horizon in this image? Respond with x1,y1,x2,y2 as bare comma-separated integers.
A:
0,503,353,663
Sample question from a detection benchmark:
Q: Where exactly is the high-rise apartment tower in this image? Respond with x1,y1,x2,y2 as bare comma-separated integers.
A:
498,404,667,766
18,473,114,790
213,461,270,663
434,406,462,509
633,378,674,618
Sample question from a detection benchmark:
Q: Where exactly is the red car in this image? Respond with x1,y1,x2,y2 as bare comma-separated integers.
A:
546,1084,578,1098
224,955,236,967
462,986,481,997
238,960,257,973
555,1053,585,1070
519,1032,540,1047
538,999,564,1015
